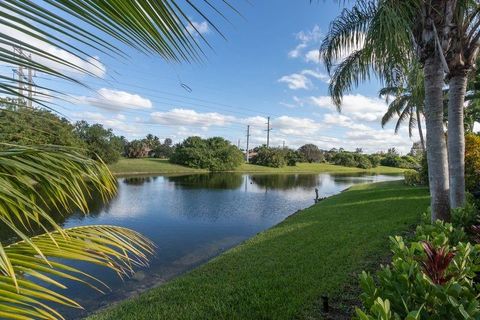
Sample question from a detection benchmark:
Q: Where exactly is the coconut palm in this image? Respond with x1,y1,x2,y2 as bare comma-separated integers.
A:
0,1,233,319
379,65,426,151
447,3,480,208
320,0,459,221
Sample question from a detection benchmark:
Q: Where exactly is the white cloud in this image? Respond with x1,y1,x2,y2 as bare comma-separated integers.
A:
310,94,387,122
278,69,330,90
305,50,320,64
278,73,312,90
150,108,234,127
186,20,210,35
72,112,142,135
301,69,329,83
77,88,152,110
288,25,322,59
0,14,106,77
272,116,323,136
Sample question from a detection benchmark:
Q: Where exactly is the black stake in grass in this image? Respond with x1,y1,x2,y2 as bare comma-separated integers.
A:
321,295,329,313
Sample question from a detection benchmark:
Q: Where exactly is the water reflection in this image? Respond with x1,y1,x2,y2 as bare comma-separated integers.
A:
123,176,158,185
249,174,321,190
16,172,401,319
166,173,243,189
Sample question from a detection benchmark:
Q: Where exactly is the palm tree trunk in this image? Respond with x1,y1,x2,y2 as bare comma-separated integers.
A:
424,53,450,221
416,108,426,152
448,73,468,208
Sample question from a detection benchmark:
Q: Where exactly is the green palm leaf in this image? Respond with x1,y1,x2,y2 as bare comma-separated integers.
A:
1,225,153,320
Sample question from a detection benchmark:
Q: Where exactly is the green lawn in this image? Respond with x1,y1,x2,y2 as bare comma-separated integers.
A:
89,181,429,320
109,158,407,175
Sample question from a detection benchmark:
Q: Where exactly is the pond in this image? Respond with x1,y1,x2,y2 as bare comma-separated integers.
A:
32,172,402,318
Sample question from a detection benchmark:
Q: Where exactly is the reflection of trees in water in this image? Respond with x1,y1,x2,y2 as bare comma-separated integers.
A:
167,173,243,190
250,174,321,191
122,176,158,185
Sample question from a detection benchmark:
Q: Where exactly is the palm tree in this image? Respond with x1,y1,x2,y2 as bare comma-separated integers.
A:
379,65,426,151
320,0,456,221
446,4,480,208
0,1,233,319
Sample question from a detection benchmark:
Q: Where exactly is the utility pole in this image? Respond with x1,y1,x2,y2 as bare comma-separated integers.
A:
13,46,35,108
27,62,33,108
246,125,250,163
265,116,272,148
237,139,240,149
283,140,285,149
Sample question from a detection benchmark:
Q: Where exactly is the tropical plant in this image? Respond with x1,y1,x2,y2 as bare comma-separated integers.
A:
0,145,154,319
0,1,234,318
320,0,462,221
356,236,480,320
124,139,150,159
446,2,480,209
379,64,425,151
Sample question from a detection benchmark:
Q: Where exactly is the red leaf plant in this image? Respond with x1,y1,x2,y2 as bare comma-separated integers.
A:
420,241,456,285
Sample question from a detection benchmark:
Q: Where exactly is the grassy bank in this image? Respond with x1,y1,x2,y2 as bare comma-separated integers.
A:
109,158,407,176
89,181,429,320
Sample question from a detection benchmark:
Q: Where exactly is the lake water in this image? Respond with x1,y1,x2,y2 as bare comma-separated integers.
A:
31,172,402,318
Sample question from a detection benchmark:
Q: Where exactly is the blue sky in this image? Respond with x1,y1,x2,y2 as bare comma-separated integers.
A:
5,1,421,153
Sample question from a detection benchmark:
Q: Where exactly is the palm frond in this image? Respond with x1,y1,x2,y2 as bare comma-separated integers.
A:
0,144,116,286
320,0,376,73
1,225,154,320
0,0,236,104
320,0,419,108
381,94,409,128
328,47,374,109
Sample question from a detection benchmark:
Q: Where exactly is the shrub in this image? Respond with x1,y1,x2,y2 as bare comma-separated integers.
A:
251,146,288,168
355,154,373,169
465,133,480,192
332,152,357,167
170,136,243,171
404,170,425,186
368,154,382,167
286,150,300,166
356,236,479,320
380,154,419,169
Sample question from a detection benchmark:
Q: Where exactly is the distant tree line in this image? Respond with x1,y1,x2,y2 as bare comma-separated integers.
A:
0,106,174,164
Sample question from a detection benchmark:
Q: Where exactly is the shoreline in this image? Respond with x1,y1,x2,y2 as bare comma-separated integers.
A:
87,181,424,319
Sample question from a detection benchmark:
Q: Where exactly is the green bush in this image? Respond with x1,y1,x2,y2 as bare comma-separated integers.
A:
380,154,419,169
332,152,357,167
331,151,375,169
251,146,293,168
355,154,373,169
465,133,480,192
356,235,479,320
404,170,425,186
368,154,382,167
357,203,480,320
170,136,243,171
